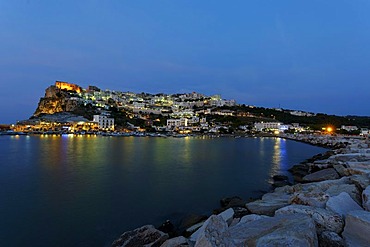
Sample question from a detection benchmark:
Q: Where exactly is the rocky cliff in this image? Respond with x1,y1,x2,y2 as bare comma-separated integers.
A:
32,85,96,119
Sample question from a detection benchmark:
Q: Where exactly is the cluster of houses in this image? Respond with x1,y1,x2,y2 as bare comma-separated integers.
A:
8,81,369,136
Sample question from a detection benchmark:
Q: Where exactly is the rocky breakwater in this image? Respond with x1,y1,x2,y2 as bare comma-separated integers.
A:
112,134,370,247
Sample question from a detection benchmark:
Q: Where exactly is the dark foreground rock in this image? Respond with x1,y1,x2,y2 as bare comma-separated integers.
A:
160,236,189,247
112,225,168,247
302,168,339,182
220,196,245,208
318,231,345,247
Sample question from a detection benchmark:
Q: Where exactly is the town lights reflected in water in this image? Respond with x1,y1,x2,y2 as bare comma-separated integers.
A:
0,135,327,247
270,138,287,177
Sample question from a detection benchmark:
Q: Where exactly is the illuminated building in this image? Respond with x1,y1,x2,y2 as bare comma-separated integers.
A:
55,81,82,93
93,115,115,130
166,118,188,128
254,122,282,131
341,125,358,132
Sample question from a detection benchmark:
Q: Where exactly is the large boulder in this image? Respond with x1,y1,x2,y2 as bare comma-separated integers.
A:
160,236,189,247
297,177,351,193
350,174,370,191
218,208,234,225
245,191,290,216
333,164,350,177
325,183,361,204
326,192,363,218
112,225,168,247
245,199,289,216
302,168,339,182
226,214,318,246
362,185,370,211
289,191,329,208
343,210,370,247
275,205,344,234
346,161,370,175
191,215,230,247
238,214,270,225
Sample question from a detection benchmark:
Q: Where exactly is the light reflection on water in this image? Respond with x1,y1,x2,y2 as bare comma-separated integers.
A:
270,138,288,176
0,135,327,247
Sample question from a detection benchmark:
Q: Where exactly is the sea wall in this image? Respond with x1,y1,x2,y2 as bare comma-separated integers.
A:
112,134,370,247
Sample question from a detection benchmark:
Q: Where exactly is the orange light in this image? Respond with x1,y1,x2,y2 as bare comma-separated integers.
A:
327,127,333,132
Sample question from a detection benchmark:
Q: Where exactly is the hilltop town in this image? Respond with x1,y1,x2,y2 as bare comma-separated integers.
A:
6,81,370,136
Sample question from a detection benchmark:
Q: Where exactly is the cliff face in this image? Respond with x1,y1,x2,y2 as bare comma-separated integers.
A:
33,85,84,117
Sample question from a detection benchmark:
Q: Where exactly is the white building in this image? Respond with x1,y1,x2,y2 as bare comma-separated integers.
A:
93,115,115,130
341,125,358,132
290,110,315,117
360,128,369,136
254,122,282,131
166,118,188,129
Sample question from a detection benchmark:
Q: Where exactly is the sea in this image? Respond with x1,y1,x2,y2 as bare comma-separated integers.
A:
0,135,327,246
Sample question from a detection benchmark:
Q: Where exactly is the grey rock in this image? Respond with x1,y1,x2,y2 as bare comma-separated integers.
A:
160,236,189,247
343,210,370,247
346,161,370,175
238,214,270,225
325,183,361,204
303,168,339,182
192,215,230,247
326,192,363,218
245,199,289,216
299,177,351,192
275,205,344,233
112,225,168,247
333,164,350,177
244,190,291,216
227,214,318,247
185,222,204,235
329,153,370,163
363,185,370,211
189,215,226,243
289,191,329,208
262,191,291,201
318,231,345,247
350,174,370,191
218,208,234,224
229,218,240,227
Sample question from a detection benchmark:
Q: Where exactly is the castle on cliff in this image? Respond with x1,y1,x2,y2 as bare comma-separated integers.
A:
55,81,82,93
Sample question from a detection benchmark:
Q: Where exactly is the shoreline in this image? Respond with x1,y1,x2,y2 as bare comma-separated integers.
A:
112,134,370,247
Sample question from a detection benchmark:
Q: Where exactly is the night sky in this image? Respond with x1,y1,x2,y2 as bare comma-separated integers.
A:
1,1,370,123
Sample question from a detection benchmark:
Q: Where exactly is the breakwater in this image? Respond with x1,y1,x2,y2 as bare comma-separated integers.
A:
112,134,370,247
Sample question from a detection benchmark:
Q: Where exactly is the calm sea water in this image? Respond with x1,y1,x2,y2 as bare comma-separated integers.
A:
0,135,326,246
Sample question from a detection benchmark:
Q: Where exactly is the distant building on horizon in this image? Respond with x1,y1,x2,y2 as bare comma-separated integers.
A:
254,122,282,131
341,125,358,132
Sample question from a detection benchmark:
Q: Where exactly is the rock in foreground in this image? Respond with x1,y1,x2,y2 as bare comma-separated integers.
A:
343,210,370,247
226,214,318,246
112,225,168,247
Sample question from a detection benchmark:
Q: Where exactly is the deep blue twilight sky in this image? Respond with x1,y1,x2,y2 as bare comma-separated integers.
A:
1,1,370,123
